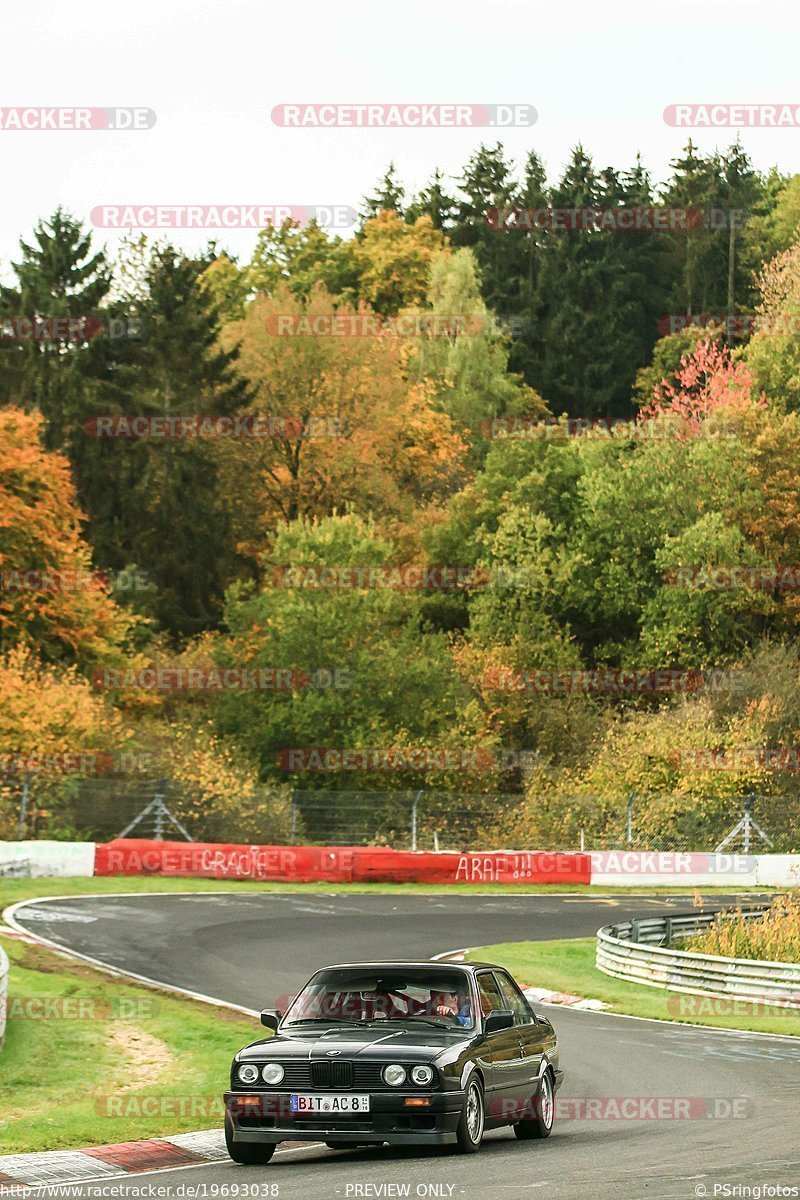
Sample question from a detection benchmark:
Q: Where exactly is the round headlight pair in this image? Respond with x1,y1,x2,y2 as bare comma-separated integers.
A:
382,1063,434,1087
237,1062,285,1085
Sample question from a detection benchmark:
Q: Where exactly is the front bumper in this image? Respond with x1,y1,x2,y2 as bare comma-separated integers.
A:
224,1089,465,1146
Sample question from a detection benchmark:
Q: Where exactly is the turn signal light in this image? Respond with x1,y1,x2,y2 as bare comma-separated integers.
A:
403,1097,432,1107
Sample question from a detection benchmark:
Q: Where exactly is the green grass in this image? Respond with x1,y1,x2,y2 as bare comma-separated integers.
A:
0,935,259,1153
0,874,776,914
468,938,800,1037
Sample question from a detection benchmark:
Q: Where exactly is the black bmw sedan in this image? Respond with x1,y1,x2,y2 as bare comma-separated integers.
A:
224,960,563,1162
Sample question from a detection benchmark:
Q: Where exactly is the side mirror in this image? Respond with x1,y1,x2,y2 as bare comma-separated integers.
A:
260,1009,280,1031
484,1008,514,1034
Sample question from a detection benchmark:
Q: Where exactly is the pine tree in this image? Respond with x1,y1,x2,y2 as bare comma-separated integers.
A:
76,246,252,637
0,208,111,445
406,168,457,230
361,163,406,224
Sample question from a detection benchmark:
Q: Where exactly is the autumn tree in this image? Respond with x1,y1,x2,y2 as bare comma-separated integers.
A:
219,283,468,558
0,408,131,669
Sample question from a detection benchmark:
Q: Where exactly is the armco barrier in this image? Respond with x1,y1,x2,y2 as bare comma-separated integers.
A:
0,942,9,1049
1,839,799,885
93,840,592,885
0,840,95,878
596,906,800,1007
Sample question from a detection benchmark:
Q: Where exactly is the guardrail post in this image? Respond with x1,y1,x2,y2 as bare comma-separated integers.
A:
630,920,639,944
411,790,422,852
663,917,673,945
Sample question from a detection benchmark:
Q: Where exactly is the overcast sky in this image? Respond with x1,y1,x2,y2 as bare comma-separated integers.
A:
2,0,799,280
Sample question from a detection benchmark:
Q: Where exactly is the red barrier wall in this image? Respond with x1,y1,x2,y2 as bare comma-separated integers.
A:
93,840,591,885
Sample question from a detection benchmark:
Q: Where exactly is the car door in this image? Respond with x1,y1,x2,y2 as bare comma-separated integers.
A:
475,970,525,1122
494,969,548,1116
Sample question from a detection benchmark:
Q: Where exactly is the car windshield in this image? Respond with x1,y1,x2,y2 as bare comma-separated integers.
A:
282,966,476,1030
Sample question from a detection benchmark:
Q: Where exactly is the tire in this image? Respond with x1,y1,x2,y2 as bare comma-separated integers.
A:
514,1070,555,1140
225,1114,276,1164
455,1075,485,1154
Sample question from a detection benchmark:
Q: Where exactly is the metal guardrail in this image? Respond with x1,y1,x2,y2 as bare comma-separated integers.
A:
596,905,800,1008
0,942,9,1048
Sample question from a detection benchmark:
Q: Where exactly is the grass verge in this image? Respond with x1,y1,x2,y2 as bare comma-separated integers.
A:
467,938,800,1037
0,935,257,1154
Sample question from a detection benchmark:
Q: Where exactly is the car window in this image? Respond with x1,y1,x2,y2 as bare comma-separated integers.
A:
476,971,505,1016
494,971,533,1025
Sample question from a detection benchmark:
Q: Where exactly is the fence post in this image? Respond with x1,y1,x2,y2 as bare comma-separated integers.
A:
290,792,298,843
411,790,422,852
153,779,166,841
580,828,585,852
17,776,30,840
627,792,636,846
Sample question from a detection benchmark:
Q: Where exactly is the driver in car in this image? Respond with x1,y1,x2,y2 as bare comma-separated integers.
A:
429,989,471,1026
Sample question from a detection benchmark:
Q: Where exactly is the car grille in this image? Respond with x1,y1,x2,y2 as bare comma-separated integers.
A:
311,1060,353,1089
239,1061,433,1092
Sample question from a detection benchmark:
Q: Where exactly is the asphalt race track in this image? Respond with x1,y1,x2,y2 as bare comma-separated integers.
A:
9,891,800,1200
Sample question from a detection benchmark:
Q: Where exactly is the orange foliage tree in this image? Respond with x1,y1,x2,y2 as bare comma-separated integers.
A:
0,408,131,669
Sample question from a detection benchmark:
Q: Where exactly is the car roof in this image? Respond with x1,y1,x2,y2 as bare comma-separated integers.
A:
317,961,502,974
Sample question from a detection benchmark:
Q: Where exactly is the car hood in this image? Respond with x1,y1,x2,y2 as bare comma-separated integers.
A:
237,1025,472,1062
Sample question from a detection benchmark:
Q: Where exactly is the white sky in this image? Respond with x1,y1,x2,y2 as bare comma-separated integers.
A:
2,0,799,280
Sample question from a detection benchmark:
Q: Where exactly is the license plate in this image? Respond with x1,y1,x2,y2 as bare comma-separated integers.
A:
290,1093,370,1114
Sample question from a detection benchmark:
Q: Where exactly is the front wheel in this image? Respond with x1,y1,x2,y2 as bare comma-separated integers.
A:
225,1114,276,1164
455,1076,485,1153
514,1070,555,1140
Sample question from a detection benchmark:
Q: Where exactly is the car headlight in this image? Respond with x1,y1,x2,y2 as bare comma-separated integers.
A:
262,1063,285,1085
411,1065,434,1086
382,1063,407,1087
238,1063,259,1084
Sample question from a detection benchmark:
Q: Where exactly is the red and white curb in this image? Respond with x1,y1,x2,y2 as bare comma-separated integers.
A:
0,1130,228,1189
